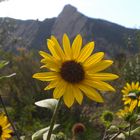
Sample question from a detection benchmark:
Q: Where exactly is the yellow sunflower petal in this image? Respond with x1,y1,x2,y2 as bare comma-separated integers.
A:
89,73,119,81
39,51,54,59
0,116,8,126
0,119,6,125
83,52,104,68
73,85,83,105
78,42,95,62
53,80,67,99
33,72,57,81
40,61,60,72
131,82,135,90
78,84,104,102
87,60,113,73
63,85,75,107
124,98,131,105
126,83,132,91
123,87,129,94
124,87,128,91
121,90,128,95
51,35,65,60
47,39,60,60
1,133,11,138
0,113,4,119
40,53,60,71
129,100,137,112
2,123,11,130
44,78,60,90
138,101,140,106
63,34,72,59
0,114,12,140
39,51,58,63
83,79,115,92
40,58,56,64
2,129,12,133
122,96,127,100
135,82,139,89
72,34,82,59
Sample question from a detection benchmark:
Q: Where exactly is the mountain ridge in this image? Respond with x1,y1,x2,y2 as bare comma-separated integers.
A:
0,4,139,57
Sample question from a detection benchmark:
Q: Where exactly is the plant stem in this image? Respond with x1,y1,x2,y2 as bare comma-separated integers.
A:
102,127,107,140
128,123,132,140
0,95,20,140
109,131,122,140
47,98,62,140
110,124,132,140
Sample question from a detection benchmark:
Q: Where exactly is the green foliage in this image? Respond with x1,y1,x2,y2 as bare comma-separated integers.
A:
2,47,140,139
123,54,140,82
0,49,49,136
0,60,9,69
124,113,138,124
0,26,140,139
0,59,16,82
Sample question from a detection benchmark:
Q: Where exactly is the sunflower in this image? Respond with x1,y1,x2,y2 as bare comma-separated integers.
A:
33,34,118,107
121,82,140,112
116,106,131,118
0,112,13,140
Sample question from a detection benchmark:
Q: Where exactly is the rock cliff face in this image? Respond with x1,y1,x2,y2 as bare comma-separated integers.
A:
0,4,139,57
0,18,39,51
51,5,87,40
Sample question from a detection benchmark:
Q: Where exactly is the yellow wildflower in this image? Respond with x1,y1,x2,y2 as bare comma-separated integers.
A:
0,113,13,140
122,82,140,112
33,34,118,107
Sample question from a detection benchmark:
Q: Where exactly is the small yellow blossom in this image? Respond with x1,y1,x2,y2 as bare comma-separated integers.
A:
0,113,13,140
121,82,140,112
116,106,131,118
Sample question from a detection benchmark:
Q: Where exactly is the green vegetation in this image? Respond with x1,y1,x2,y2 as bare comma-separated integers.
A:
0,19,140,140
0,41,140,139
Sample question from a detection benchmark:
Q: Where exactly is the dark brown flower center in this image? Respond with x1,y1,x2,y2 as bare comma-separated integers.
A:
0,125,2,136
60,60,85,83
72,123,86,135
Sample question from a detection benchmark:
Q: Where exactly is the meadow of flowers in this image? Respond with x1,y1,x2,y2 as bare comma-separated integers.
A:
0,33,140,140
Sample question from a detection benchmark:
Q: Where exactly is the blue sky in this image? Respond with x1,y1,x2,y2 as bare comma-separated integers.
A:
0,0,140,28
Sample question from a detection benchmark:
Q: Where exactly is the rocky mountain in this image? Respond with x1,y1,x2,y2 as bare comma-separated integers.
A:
0,4,139,57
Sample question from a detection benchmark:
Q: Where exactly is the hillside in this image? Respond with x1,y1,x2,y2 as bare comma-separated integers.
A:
0,4,139,57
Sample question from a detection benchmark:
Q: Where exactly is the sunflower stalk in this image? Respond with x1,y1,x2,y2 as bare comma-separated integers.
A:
0,95,20,140
128,123,132,140
47,98,62,140
109,131,123,140
109,123,133,140
102,127,107,140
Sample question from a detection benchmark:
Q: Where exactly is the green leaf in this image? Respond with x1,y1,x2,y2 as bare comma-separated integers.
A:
0,73,16,80
125,126,140,136
116,126,140,139
0,60,9,69
32,124,59,140
35,98,58,110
